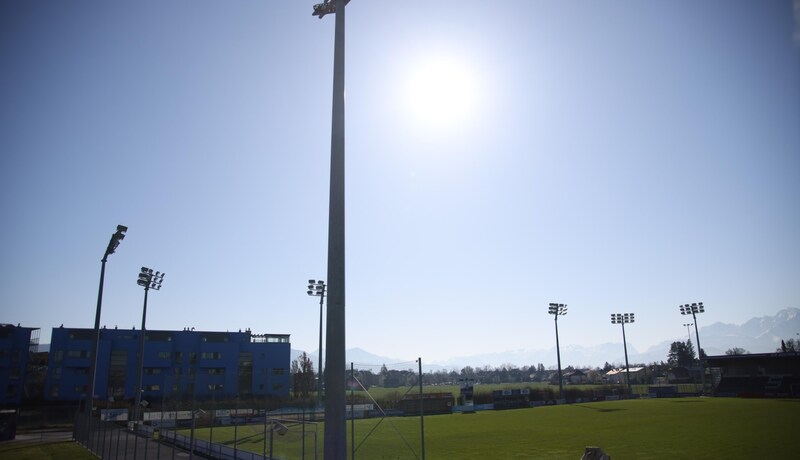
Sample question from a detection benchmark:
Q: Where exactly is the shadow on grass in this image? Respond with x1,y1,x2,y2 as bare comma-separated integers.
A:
669,400,706,403
219,432,264,445
572,405,624,413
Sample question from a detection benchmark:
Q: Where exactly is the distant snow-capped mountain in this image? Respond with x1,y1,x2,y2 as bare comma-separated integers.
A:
290,308,799,371
290,347,409,371
628,308,800,366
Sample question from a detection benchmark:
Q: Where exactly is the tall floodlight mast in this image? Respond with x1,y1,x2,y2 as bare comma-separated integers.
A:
680,302,706,393
87,225,127,418
313,1,350,458
683,323,693,342
134,267,165,424
611,313,635,392
85,225,126,449
548,303,567,400
307,279,326,407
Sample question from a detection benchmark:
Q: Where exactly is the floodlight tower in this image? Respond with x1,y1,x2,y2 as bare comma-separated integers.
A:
611,313,635,392
86,225,128,418
679,302,705,392
307,279,326,407
313,1,351,458
683,323,693,342
134,267,164,424
548,303,567,400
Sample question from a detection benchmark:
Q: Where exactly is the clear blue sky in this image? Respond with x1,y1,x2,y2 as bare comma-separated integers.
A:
2,1,799,366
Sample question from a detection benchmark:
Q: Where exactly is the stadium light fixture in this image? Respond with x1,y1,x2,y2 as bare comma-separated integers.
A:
679,302,706,393
134,267,165,424
548,303,567,400
610,313,635,392
307,279,326,407
313,0,351,19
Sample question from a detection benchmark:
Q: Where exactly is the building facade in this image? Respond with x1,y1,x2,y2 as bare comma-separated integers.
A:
706,352,800,397
45,327,290,403
0,324,40,406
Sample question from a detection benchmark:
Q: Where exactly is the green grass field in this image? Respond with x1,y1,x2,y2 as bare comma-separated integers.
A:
346,382,703,402
187,398,796,459
0,440,94,460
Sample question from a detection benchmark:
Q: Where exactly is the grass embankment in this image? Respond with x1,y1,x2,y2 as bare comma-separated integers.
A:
188,398,796,459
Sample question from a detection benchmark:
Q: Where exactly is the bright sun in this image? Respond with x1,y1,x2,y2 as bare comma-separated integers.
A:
402,56,478,131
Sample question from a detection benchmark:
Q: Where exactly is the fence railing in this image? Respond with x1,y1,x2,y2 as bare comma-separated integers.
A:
74,413,314,460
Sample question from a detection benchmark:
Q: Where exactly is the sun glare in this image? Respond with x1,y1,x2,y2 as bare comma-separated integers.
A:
402,55,479,131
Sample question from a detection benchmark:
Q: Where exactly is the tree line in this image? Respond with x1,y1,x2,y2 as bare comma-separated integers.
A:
291,337,799,395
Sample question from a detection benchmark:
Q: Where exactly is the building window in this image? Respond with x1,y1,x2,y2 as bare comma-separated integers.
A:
7,385,17,400
53,350,63,362
173,352,183,364
74,385,87,393
67,350,90,358
145,368,163,375
201,333,229,343
51,367,62,380
238,352,253,396
158,352,170,360
146,331,173,342
189,352,197,364
272,368,286,376
68,331,94,340
9,367,20,380
265,335,289,343
208,383,223,391
173,368,182,376
145,384,160,392
49,384,59,398
75,367,89,375
8,351,21,363
108,350,127,398
201,352,222,360
207,368,225,375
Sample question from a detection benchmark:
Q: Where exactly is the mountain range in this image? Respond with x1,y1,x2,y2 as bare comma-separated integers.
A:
293,307,800,371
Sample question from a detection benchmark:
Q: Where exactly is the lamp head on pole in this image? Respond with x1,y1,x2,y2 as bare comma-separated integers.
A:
307,279,326,296
548,303,567,316
137,266,165,290
611,313,635,324
312,0,350,19
680,302,705,316
105,224,128,257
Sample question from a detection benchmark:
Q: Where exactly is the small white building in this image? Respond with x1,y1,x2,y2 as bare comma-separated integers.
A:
605,367,645,384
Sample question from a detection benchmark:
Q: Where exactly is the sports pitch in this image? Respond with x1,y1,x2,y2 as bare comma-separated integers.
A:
187,397,796,459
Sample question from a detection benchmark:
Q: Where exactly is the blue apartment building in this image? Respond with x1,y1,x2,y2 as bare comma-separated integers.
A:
45,327,290,403
0,324,40,406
